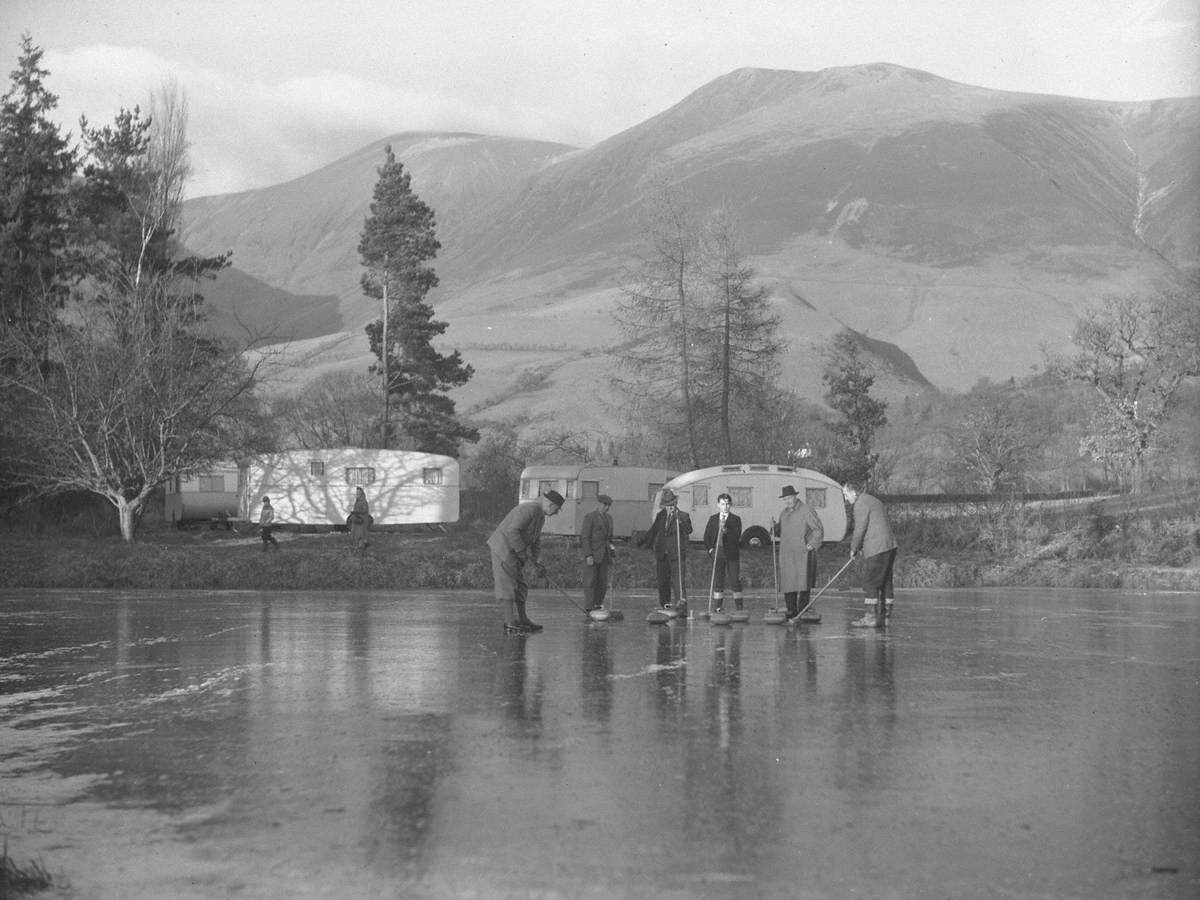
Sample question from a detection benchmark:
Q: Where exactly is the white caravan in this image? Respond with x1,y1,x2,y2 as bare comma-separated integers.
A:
164,461,242,523
240,448,459,527
519,464,678,539
651,464,847,546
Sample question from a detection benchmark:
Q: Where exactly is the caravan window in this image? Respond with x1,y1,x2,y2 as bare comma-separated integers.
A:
692,484,709,506
197,475,225,492
310,460,325,477
423,468,443,485
345,467,376,485
565,480,579,499
806,488,827,508
729,487,752,507
520,479,531,499
581,481,598,499
538,480,559,498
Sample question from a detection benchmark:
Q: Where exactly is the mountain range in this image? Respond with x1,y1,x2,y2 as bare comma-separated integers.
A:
179,63,1200,439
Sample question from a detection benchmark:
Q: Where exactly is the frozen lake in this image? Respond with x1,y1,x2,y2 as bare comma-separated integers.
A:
2,586,1198,899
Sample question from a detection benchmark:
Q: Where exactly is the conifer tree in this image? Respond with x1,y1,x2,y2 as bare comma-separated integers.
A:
822,330,889,484
359,145,477,456
695,211,784,462
0,33,76,352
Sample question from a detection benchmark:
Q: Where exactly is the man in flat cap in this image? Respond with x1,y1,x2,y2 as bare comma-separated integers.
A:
488,489,564,633
638,488,692,617
580,494,616,614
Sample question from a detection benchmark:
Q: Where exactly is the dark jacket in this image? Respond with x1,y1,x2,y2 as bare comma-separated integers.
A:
580,508,614,563
703,512,742,560
639,507,692,556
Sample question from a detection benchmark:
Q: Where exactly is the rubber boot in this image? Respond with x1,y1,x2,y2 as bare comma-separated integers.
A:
733,595,744,611
515,599,542,632
503,598,525,633
712,591,724,613
784,592,799,619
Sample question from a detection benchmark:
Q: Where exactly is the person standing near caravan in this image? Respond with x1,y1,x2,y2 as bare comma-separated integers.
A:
259,496,278,551
488,490,564,634
349,486,371,549
638,488,692,617
842,481,898,628
704,493,744,612
580,494,615,613
772,485,823,620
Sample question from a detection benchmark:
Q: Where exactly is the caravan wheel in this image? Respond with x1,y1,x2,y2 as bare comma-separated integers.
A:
741,526,771,548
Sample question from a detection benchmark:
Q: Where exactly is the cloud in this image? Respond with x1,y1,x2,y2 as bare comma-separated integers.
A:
40,44,590,197
1101,0,1199,42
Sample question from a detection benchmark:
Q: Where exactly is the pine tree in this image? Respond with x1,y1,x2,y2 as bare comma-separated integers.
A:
359,145,477,455
0,33,76,351
822,330,889,484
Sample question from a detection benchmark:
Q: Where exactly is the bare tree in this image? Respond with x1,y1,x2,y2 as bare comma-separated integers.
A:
0,292,263,541
271,370,383,448
1046,291,1200,492
613,185,705,468
949,391,1038,493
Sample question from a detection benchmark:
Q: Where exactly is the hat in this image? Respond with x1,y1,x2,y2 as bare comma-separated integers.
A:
780,485,798,498
597,494,613,505
543,489,565,508
660,488,678,507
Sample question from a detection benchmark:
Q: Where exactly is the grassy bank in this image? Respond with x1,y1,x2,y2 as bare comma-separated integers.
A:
1,509,1197,592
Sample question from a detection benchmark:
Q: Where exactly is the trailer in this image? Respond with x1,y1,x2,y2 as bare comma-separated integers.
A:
239,448,459,527
518,464,678,540
651,464,847,547
164,462,242,523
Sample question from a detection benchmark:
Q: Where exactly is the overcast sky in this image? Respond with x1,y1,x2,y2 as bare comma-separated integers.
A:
5,0,1198,199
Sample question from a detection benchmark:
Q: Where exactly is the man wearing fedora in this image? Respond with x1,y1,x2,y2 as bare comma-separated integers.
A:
772,485,824,621
488,489,564,633
580,494,616,614
638,488,692,617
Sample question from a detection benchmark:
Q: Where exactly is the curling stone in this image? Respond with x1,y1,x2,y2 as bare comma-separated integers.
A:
728,610,751,623
589,608,612,622
764,609,788,625
710,611,733,626
647,609,671,624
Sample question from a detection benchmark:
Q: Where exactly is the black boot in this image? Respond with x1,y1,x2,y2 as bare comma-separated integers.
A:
784,592,799,619
515,599,543,632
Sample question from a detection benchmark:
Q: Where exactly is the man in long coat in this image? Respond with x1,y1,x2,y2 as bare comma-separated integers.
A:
638,488,692,617
488,490,564,633
773,485,824,620
843,481,898,628
580,494,615,613
703,492,744,611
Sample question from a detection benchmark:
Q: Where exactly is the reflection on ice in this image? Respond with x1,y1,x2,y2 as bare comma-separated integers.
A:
0,586,1197,900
